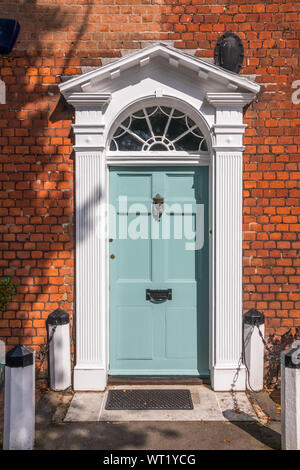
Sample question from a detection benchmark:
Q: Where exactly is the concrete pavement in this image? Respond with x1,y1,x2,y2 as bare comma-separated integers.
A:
32,390,281,450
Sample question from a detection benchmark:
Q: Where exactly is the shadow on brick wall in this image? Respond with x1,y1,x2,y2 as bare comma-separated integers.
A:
0,1,96,373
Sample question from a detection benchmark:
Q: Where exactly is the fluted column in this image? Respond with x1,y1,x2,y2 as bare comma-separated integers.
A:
74,150,107,390
62,92,111,390
207,92,256,391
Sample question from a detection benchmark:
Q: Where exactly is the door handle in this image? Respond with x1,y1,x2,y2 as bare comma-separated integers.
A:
146,289,172,301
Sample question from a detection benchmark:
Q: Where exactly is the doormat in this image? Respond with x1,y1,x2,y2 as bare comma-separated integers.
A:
105,389,194,410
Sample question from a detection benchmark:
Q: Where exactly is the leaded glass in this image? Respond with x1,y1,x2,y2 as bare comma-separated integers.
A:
109,106,207,152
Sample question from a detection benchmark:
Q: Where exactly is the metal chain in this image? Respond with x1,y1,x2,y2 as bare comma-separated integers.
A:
230,353,243,412
231,320,282,408
256,325,278,358
230,325,254,412
36,324,57,370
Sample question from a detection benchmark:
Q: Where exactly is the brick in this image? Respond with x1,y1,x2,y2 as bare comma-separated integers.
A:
0,0,298,376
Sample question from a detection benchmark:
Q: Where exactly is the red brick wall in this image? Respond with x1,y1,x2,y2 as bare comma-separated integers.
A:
0,1,299,366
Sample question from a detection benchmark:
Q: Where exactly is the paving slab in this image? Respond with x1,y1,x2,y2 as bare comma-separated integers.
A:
216,392,257,422
64,392,104,422
64,385,258,423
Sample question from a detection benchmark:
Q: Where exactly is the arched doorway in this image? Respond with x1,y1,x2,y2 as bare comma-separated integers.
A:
107,103,210,377
59,43,259,391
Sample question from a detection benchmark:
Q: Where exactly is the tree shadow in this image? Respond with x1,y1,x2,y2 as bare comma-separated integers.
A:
33,392,182,450
0,1,97,370
222,410,281,450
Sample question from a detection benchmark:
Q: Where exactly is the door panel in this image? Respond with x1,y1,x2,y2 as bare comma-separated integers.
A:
165,307,197,359
117,216,152,281
109,166,209,376
116,307,153,360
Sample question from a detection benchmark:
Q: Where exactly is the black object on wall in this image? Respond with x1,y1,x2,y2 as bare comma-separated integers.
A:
214,32,244,74
0,18,20,54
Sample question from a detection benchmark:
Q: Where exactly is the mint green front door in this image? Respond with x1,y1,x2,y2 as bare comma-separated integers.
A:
109,166,209,376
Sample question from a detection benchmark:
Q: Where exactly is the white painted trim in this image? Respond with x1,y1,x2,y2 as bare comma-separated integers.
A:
206,92,257,107
209,152,215,372
106,151,209,158
106,153,210,167
59,43,260,95
73,151,108,391
211,366,246,392
60,46,259,392
213,150,245,391
66,92,111,106
73,366,107,391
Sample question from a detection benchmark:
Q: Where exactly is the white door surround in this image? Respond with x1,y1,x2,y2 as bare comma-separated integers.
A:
59,43,260,391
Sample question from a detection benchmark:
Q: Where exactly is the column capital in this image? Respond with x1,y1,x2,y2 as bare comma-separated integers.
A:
64,92,111,108
72,121,106,152
206,92,257,130
206,92,257,108
62,93,111,151
211,124,247,152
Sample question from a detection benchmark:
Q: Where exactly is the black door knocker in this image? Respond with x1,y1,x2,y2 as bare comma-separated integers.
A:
152,194,164,221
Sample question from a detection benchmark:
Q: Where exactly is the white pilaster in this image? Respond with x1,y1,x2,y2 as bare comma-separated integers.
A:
64,93,110,391
74,150,107,390
207,92,256,391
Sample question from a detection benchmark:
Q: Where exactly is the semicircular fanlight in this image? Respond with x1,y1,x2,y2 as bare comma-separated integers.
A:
109,106,207,152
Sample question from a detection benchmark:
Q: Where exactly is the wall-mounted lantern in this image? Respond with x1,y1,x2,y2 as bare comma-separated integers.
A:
214,32,244,74
0,18,20,55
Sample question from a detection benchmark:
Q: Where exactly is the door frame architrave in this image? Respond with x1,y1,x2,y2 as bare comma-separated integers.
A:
59,44,260,391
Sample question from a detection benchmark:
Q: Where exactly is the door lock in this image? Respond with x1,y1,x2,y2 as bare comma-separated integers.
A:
110,254,115,259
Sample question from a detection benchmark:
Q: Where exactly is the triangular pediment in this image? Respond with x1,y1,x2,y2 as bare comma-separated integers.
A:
59,43,260,97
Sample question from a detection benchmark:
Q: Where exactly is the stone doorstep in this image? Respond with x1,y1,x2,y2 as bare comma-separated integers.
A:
64,385,259,423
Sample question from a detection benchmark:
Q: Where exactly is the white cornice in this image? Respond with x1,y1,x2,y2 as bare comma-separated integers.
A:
213,146,245,152
213,124,247,133
72,124,105,134
206,92,257,107
59,43,260,95
64,92,111,107
73,146,105,152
